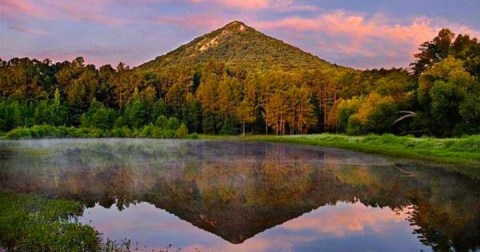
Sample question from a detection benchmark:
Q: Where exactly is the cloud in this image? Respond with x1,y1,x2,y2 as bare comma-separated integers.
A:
2,0,479,69
1,0,125,26
189,0,269,9
81,201,414,252
254,11,480,68
152,15,226,31
283,202,410,237
43,0,126,26
0,0,50,20
187,0,316,11
8,24,48,35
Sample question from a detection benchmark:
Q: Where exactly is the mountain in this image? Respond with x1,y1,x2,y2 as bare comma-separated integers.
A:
139,21,338,72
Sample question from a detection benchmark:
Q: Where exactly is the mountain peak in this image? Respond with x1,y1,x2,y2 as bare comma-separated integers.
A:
140,20,335,71
223,20,249,32
225,20,245,26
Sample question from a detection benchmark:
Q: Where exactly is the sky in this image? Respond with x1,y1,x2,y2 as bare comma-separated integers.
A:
1,0,480,69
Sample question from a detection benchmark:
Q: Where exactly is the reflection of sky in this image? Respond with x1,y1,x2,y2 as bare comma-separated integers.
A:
79,201,431,252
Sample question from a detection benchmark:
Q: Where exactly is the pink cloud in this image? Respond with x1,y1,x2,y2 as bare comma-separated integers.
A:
188,0,269,9
0,0,50,20
147,202,414,252
283,202,411,237
153,15,226,31
1,0,125,26
42,0,126,26
187,0,312,11
254,11,480,68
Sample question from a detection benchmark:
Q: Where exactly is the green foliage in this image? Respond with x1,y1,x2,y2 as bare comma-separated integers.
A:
124,88,148,129
183,98,202,133
0,100,24,131
202,111,220,134
418,56,479,136
155,115,168,128
3,123,192,140
5,125,107,139
234,134,480,167
187,133,199,139
1,24,479,137
175,123,189,138
34,89,68,126
110,126,132,138
150,100,169,123
139,21,334,72
337,93,397,135
114,116,127,128
0,193,100,251
337,97,364,133
166,117,180,130
219,116,237,135
411,28,455,75
80,99,116,129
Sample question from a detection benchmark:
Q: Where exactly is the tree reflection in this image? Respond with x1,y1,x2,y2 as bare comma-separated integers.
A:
0,140,479,250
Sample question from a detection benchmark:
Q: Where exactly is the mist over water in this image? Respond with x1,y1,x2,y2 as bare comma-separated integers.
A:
1,139,479,252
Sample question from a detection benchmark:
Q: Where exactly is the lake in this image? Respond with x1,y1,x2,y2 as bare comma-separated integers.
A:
1,139,479,252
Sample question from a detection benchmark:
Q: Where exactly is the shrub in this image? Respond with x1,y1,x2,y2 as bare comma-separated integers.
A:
80,99,116,130
164,130,176,138
344,93,397,135
5,127,32,139
175,123,189,139
114,116,127,128
187,133,199,140
166,117,180,130
337,97,364,133
139,124,155,138
155,115,168,128
111,127,132,138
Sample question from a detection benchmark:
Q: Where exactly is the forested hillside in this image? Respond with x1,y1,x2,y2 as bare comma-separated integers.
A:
139,21,335,72
1,21,479,138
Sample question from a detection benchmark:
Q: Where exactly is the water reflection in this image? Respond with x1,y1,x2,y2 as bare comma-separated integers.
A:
0,139,479,251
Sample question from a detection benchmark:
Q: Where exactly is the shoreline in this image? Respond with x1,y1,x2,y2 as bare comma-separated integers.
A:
3,132,479,170
198,134,480,169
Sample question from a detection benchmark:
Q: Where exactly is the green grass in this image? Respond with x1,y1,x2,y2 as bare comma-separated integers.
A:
0,193,100,251
199,133,480,167
4,126,479,166
0,193,133,252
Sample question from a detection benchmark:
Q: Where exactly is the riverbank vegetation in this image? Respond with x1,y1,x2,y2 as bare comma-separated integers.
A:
1,27,479,139
0,193,100,251
2,123,190,139
201,134,480,167
0,193,137,251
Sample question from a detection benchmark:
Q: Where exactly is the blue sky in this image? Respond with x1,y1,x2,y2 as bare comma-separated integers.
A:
1,0,479,69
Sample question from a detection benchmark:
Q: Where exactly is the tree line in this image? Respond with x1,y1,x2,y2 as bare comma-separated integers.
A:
1,28,479,137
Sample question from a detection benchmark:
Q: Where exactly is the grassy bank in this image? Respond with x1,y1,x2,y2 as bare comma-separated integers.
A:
200,134,480,167
0,193,100,251
2,126,479,167
0,193,132,251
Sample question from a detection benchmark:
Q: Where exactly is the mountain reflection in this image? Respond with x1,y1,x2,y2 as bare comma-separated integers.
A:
0,139,479,251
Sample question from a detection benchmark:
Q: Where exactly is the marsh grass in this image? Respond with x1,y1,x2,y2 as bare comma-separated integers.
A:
0,193,191,251
0,193,100,251
0,193,141,252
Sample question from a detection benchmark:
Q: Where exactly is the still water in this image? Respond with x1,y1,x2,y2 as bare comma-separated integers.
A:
1,139,479,251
